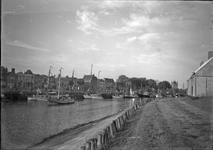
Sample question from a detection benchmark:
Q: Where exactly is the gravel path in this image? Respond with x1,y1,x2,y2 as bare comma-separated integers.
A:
109,97,212,150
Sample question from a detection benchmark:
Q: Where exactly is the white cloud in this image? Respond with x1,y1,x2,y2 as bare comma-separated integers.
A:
78,44,100,51
99,1,125,9
115,43,127,49
118,64,126,67
5,40,51,52
123,14,169,28
76,8,99,35
127,36,137,42
91,44,99,51
68,39,73,42
139,33,160,43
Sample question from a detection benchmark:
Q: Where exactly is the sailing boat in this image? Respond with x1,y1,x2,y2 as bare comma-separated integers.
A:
47,68,75,104
123,85,136,98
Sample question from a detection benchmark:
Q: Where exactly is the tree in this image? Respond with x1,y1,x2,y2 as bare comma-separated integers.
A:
147,79,157,92
158,81,172,94
129,77,142,91
116,75,129,83
1,66,8,78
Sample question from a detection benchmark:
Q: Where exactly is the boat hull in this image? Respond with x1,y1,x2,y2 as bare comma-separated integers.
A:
47,95,75,104
83,95,92,99
28,95,47,101
112,96,122,99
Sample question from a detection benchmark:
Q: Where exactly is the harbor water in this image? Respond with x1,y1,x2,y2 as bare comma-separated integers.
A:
1,98,136,150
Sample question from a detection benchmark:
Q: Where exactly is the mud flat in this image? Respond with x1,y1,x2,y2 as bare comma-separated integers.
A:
110,97,212,150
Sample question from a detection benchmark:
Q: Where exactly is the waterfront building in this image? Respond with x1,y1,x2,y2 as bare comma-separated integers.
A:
104,78,115,93
16,70,35,91
34,74,48,90
83,75,98,93
6,68,16,89
98,79,106,93
59,76,75,93
187,51,213,97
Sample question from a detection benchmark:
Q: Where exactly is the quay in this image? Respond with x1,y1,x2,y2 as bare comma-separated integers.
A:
28,96,211,150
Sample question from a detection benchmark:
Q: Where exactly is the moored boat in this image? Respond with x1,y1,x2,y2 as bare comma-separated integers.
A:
91,94,103,99
47,94,74,104
47,67,75,104
112,95,122,99
83,94,92,99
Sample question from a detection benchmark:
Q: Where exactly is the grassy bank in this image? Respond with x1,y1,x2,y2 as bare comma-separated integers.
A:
181,96,212,113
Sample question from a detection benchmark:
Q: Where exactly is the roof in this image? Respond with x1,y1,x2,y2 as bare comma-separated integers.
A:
194,57,213,74
25,69,33,74
98,79,105,82
83,75,93,82
17,72,23,75
104,78,115,83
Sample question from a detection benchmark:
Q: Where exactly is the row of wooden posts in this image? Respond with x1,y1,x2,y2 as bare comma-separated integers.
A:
80,100,144,150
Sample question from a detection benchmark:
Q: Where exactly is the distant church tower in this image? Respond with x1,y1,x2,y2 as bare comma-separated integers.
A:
171,80,178,89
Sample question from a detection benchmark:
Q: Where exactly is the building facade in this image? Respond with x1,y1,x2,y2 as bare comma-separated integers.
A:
83,75,98,93
6,68,16,89
187,52,213,97
16,70,35,91
104,78,115,93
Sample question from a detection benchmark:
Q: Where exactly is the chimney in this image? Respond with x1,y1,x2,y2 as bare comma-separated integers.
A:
208,51,213,60
200,61,204,66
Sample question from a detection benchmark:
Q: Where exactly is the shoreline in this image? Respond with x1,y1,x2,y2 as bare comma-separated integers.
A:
26,109,127,150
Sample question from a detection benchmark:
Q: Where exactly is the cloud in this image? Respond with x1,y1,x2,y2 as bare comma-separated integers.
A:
98,1,125,9
115,42,127,49
123,13,170,29
4,40,51,52
68,39,73,42
76,8,99,35
127,36,137,42
138,32,161,51
118,64,126,67
91,44,100,51
78,44,100,51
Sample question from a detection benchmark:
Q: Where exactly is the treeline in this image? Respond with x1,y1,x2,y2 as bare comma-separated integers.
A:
116,75,186,95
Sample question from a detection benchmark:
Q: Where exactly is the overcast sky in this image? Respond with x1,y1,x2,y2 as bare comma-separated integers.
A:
2,0,213,88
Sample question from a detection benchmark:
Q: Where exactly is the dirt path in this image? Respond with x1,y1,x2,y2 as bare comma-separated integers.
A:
110,97,212,150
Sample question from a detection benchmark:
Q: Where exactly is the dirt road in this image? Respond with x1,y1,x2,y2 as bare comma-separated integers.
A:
110,97,212,150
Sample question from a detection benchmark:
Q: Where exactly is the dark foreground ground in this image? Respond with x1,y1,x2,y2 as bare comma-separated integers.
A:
109,97,212,150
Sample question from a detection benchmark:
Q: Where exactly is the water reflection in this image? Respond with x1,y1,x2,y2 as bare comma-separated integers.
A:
1,98,135,150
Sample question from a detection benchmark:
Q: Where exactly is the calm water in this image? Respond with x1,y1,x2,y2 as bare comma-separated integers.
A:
1,98,136,150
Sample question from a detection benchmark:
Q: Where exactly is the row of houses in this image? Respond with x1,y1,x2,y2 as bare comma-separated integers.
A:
187,51,213,97
1,68,116,94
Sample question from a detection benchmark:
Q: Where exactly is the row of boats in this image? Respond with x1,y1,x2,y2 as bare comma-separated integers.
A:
27,67,142,104
27,93,138,102
2,67,150,104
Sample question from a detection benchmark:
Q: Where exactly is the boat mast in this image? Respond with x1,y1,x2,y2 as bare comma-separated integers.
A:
91,64,93,75
58,67,63,98
47,66,53,91
71,69,74,93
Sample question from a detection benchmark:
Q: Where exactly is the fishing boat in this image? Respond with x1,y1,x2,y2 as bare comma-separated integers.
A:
47,67,75,104
83,94,92,99
112,95,122,99
91,94,103,99
28,88,48,101
123,85,136,98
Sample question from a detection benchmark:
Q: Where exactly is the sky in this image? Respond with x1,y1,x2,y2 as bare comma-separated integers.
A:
2,0,213,88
